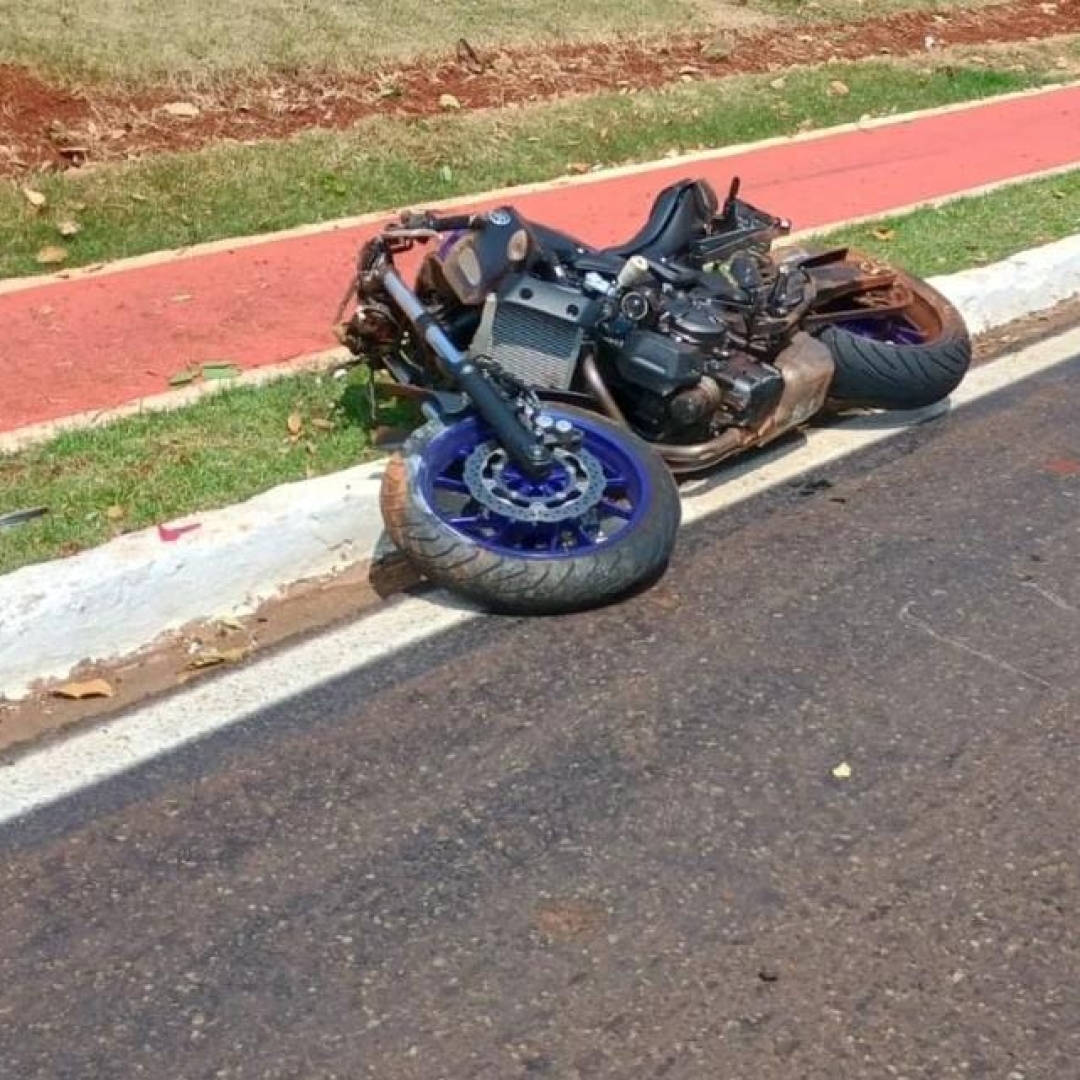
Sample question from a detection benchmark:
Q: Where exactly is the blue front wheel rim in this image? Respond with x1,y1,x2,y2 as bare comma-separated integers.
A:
418,411,652,560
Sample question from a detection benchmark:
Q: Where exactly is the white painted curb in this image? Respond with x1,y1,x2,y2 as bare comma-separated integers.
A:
930,232,1080,335
1,233,1079,699
0,462,387,697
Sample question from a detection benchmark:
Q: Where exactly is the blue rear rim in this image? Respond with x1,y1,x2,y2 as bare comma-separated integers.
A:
834,314,927,346
419,410,652,560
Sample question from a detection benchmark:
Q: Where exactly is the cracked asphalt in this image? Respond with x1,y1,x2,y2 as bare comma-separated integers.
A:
2,356,1080,1080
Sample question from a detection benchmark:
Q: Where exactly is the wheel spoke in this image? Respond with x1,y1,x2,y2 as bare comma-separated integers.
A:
572,521,595,547
598,499,633,521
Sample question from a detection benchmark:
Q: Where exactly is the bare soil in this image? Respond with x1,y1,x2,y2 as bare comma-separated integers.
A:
1,0,1078,177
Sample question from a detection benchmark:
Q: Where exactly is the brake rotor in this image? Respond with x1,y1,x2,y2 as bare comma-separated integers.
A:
462,441,607,523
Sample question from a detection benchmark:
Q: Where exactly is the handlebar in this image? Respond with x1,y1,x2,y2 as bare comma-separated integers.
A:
397,210,486,232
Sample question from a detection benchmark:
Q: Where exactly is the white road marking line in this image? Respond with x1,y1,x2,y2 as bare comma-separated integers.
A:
2,325,1080,825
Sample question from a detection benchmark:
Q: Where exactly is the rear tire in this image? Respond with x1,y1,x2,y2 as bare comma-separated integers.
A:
380,405,680,615
819,269,971,410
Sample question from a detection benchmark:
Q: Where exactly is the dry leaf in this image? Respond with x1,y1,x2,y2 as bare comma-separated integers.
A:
769,77,786,90
828,79,851,96
832,761,853,780
21,186,46,210
36,245,68,266
871,227,896,242
105,504,125,521
567,161,592,174
58,219,81,238
438,93,462,110
53,678,114,700
287,412,303,436
217,615,245,631
186,646,249,670
311,417,336,431
162,101,200,118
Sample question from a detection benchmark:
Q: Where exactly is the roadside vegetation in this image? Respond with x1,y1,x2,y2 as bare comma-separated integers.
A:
4,42,1078,278
2,167,1078,576
0,0,1003,83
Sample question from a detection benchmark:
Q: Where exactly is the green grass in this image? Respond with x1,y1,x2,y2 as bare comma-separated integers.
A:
0,367,414,575
0,0,1010,84
822,169,1080,276
0,0,719,85
0,56,1063,279
2,166,1078,577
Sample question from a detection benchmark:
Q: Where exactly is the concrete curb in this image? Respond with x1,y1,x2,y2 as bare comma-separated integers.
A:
2,233,1079,699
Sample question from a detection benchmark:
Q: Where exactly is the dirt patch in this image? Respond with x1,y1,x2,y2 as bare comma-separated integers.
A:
1,0,1078,176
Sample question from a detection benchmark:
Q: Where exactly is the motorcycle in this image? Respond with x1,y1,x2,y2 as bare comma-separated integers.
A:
338,177,971,614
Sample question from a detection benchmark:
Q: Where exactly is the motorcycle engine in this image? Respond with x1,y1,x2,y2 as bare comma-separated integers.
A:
465,267,785,442
611,286,784,440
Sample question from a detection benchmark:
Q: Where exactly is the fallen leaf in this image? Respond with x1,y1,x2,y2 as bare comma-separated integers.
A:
871,227,896,242
105,504,125,521
200,361,240,381
287,412,303,436
832,761,853,780
21,186,46,210
769,77,787,90
53,678,114,700
57,219,81,238
1052,189,1066,200
158,521,201,542
36,245,68,266
438,93,462,110
217,615,245,631
186,646,249,670
168,367,198,387
162,101,200,119
311,418,336,431
567,161,592,175
828,79,851,96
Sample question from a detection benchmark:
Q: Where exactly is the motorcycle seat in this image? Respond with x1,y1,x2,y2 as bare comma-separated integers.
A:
604,178,718,260
525,179,719,268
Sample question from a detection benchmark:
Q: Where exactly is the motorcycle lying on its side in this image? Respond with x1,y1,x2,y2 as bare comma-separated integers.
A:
338,177,971,614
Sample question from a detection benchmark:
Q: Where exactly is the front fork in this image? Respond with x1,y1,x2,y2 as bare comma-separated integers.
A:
356,233,554,479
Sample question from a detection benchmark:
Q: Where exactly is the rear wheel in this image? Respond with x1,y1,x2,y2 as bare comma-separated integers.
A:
380,405,680,615
818,268,971,409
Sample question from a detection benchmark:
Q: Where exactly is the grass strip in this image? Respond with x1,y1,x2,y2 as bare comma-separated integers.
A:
1,54,1069,278
2,166,1078,576
0,0,994,84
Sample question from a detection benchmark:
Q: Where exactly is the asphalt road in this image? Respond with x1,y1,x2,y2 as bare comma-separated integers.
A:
3,357,1080,1080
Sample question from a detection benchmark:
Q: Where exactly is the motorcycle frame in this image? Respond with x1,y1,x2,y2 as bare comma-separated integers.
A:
346,203,916,476
356,230,557,479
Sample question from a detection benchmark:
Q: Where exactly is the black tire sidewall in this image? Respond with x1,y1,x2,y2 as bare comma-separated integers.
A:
385,405,681,615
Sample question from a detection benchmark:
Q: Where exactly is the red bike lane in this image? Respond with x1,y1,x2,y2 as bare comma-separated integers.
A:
2,84,1079,434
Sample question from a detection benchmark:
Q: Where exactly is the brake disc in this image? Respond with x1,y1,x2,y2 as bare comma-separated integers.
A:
463,441,607,523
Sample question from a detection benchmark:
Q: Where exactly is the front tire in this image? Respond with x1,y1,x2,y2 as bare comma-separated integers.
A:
380,405,681,615
819,268,972,410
